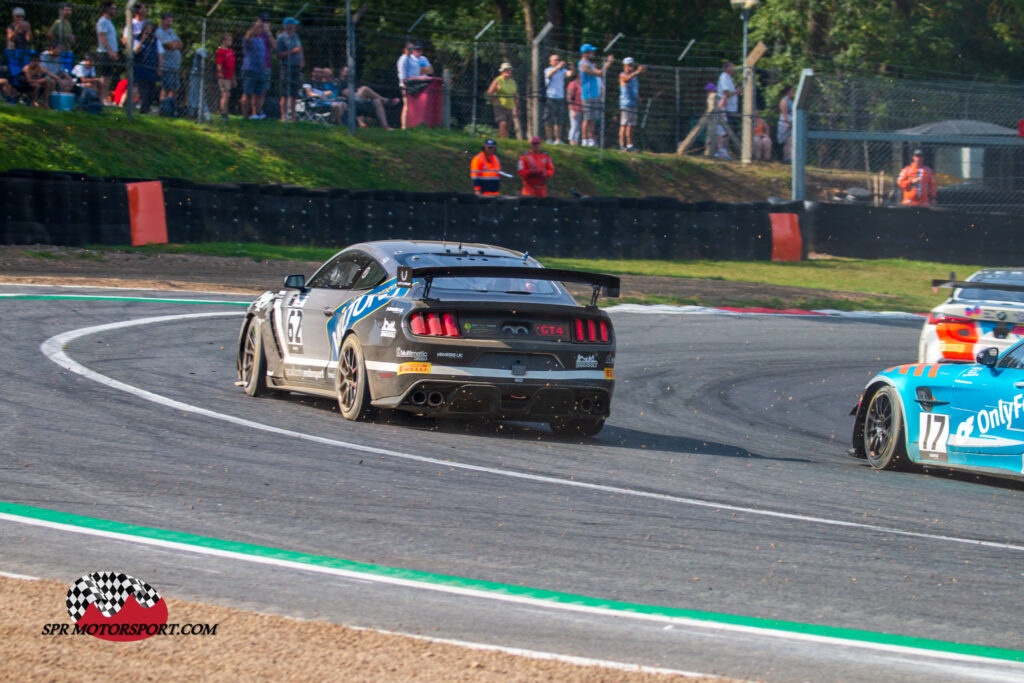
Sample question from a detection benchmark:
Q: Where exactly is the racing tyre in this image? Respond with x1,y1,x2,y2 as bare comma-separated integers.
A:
336,335,373,421
862,385,910,470
241,319,270,397
550,417,605,438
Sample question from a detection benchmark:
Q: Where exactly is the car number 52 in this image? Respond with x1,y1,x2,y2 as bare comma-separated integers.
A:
918,413,949,457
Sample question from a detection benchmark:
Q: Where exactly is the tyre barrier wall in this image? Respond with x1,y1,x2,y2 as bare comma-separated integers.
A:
801,202,1024,265
0,169,802,261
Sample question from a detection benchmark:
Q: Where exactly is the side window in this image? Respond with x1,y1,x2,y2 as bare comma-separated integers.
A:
997,344,1024,369
352,259,387,290
308,253,365,290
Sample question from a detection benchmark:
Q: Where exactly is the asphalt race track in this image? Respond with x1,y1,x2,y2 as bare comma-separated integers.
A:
3,284,1024,682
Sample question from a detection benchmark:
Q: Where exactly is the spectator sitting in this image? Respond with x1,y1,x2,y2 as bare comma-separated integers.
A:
13,54,53,107
338,65,397,129
302,67,346,123
0,61,14,102
47,3,74,48
71,54,101,92
7,7,32,50
42,42,74,93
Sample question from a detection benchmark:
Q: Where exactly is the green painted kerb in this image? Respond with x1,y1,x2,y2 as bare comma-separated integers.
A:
0,295,249,305
2,500,1022,662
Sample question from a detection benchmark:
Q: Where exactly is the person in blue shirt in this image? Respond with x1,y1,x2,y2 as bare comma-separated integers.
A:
577,44,614,148
617,57,645,151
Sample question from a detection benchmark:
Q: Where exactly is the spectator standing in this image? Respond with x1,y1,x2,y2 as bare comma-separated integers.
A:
47,3,74,49
276,17,303,122
122,3,146,47
897,149,937,207
618,57,644,152
518,137,555,197
259,14,274,99
72,54,101,91
215,32,236,120
777,84,794,163
240,18,268,118
155,13,182,102
397,40,432,129
543,53,567,144
133,20,160,114
470,138,502,196
715,61,738,158
7,7,32,50
94,2,119,105
578,44,613,148
486,62,518,139
752,110,772,161
566,72,582,146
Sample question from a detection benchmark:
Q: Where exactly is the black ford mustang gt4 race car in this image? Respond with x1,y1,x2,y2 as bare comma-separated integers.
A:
236,240,620,436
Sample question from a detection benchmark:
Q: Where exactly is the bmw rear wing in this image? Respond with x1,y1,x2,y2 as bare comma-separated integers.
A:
931,272,1024,294
397,265,620,306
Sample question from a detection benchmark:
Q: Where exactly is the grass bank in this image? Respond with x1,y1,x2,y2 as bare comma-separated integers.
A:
74,243,977,312
0,106,790,201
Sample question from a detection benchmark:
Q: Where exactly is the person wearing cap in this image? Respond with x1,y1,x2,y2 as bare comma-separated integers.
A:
156,12,183,102
47,3,74,48
397,40,432,129
276,18,303,122
470,139,503,197
94,2,119,106
897,149,937,207
7,7,32,50
578,44,614,147
518,137,555,198
486,62,519,139
618,57,645,152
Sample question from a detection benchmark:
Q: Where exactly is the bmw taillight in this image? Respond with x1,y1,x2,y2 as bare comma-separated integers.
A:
927,313,974,325
573,317,611,343
408,311,460,337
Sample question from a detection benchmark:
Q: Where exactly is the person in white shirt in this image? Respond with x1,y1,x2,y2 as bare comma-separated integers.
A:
94,2,118,105
397,40,432,129
715,61,738,158
543,53,568,144
72,54,101,91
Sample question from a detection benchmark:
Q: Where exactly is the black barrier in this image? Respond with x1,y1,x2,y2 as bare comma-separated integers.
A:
0,170,804,260
802,202,1024,265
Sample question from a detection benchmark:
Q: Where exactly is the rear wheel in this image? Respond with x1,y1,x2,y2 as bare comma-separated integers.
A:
240,319,270,397
336,335,373,420
863,385,910,470
550,417,605,438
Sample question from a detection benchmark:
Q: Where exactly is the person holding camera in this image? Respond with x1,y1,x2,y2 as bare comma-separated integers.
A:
618,57,645,152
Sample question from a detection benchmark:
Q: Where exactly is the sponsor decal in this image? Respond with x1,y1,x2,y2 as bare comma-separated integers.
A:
965,305,982,317
286,309,303,349
951,393,1024,445
396,266,414,288
43,572,216,640
287,293,309,308
380,319,397,339
396,348,428,361
575,353,598,369
436,351,464,359
326,279,410,361
604,368,615,380
605,353,615,367
398,362,431,375
386,306,404,314
284,366,324,381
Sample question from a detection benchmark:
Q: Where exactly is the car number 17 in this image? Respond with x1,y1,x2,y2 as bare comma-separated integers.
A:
918,413,949,459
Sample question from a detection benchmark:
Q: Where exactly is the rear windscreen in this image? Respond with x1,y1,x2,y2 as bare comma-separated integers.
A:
396,253,561,295
956,272,1024,304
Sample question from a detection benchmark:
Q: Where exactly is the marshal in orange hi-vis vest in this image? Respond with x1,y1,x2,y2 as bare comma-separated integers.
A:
470,151,502,196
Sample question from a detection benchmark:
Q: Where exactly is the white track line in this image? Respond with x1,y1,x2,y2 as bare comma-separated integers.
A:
38,313,1024,555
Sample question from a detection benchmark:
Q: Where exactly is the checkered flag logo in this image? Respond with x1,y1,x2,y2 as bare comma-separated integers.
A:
66,572,162,622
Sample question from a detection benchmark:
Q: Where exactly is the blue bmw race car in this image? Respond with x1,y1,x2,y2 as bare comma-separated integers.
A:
851,342,1024,477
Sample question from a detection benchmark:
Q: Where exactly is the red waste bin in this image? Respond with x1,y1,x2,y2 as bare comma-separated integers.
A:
405,76,443,128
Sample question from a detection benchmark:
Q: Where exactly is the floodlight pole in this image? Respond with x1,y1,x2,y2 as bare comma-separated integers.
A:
599,32,623,154
530,22,553,139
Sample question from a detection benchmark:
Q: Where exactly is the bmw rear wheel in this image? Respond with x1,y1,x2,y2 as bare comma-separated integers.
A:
863,385,910,470
241,319,270,397
336,335,373,420
550,417,605,438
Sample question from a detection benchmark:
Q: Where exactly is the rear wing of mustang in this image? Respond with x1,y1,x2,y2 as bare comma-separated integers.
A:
932,272,1024,294
396,265,620,305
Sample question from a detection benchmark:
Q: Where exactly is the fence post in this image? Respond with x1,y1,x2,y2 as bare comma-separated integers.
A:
600,33,624,153
443,67,451,129
530,23,554,140
471,21,495,137
197,18,207,123
675,40,694,150
346,0,356,132
791,68,813,201
125,0,137,120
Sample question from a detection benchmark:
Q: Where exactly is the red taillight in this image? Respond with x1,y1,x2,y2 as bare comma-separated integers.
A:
442,312,459,337
573,317,610,343
408,312,460,337
927,313,974,325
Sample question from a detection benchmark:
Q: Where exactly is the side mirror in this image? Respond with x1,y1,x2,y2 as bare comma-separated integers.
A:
284,274,306,290
976,346,999,367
